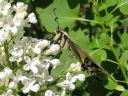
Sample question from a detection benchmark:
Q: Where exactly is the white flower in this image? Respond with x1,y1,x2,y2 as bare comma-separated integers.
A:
50,59,60,69
10,26,18,35
13,2,28,26
10,69,24,89
0,1,11,16
44,44,60,55
3,24,11,32
13,2,28,13
1,89,13,96
19,76,28,84
32,40,50,54
57,72,76,90
57,72,85,91
6,89,13,96
9,48,23,62
0,68,13,86
37,69,53,84
23,56,41,73
69,62,81,72
22,78,40,93
74,74,85,81
4,68,13,78
2,3,11,16
45,90,56,96
9,82,17,89
41,70,53,82
13,12,27,26
28,13,37,23
42,59,51,69
0,29,9,42
0,71,6,86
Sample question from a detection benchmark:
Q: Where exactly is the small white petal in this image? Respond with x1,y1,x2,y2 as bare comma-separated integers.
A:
36,40,50,49
50,59,60,66
24,56,31,63
4,68,13,77
61,90,66,96
30,84,40,92
11,49,23,56
2,3,11,16
76,74,85,81
19,76,28,84
14,21,21,26
0,72,6,86
31,57,41,65
45,90,55,96
9,56,15,62
32,47,41,54
69,84,75,90
44,44,60,55
28,13,37,23
32,40,50,54
11,26,17,35
6,89,13,96
9,82,17,89
23,86,30,94
31,66,38,73
23,64,30,71
0,29,9,42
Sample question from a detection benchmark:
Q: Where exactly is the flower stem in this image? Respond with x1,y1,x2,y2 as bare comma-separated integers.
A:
4,41,12,68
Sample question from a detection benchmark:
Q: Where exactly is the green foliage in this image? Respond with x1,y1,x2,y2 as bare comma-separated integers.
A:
24,0,128,95
121,90,128,96
36,0,79,32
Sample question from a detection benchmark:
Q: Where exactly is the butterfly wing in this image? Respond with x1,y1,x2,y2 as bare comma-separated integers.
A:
54,29,108,72
67,36,100,71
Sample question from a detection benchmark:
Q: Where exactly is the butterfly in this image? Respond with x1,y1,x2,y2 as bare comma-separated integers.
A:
54,28,102,72
52,8,116,82
53,28,118,83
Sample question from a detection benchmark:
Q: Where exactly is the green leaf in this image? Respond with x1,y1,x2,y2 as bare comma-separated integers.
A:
36,0,80,32
104,77,117,90
117,0,128,15
91,33,110,48
98,33,110,47
115,85,125,91
121,32,128,48
102,14,114,23
91,49,107,64
121,90,128,96
23,0,30,4
69,29,90,52
120,50,128,70
106,15,119,28
99,0,117,11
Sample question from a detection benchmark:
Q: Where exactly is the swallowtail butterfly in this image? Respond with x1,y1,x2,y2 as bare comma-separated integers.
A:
53,8,116,82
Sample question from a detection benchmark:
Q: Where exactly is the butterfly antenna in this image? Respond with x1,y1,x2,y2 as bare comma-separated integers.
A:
53,8,60,30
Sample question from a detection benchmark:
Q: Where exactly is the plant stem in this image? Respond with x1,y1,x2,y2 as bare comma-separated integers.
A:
4,41,12,68
111,47,128,82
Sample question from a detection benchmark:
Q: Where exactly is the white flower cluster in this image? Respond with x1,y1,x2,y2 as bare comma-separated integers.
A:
0,0,85,96
0,1,37,43
43,62,85,96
